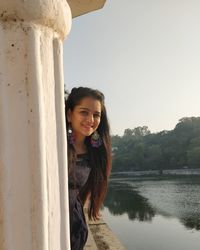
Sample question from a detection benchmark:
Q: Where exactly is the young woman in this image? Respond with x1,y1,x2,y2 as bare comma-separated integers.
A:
65,87,112,250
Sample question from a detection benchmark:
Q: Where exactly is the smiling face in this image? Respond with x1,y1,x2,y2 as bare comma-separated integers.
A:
67,96,102,141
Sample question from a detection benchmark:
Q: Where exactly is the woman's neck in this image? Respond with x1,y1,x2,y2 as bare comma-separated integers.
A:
73,136,87,155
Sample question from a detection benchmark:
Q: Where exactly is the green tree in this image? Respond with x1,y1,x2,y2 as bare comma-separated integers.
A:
111,117,200,172
187,147,200,167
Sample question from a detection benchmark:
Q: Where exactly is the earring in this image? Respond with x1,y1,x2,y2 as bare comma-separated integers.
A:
90,131,102,148
67,124,75,145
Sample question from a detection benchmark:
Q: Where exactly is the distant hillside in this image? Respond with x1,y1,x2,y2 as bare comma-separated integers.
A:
111,117,200,172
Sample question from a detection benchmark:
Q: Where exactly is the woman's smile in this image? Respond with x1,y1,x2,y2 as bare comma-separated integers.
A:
81,124,93,131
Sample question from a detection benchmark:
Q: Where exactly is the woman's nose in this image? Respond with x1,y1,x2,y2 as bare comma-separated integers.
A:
87,114,94,124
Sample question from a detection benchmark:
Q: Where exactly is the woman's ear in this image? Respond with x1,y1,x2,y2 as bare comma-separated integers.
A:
67,109,71,122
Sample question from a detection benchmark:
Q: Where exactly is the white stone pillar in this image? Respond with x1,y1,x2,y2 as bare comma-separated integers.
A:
0,1,71,250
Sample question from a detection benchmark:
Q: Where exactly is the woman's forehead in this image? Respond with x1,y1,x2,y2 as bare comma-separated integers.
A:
76,97,102,111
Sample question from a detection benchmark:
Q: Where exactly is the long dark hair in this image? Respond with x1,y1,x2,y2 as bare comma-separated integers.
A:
65,87,112,219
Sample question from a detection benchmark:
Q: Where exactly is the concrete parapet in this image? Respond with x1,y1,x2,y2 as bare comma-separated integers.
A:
84,211,125,250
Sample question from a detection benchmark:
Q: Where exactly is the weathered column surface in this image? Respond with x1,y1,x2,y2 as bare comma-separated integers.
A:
0,1,71,250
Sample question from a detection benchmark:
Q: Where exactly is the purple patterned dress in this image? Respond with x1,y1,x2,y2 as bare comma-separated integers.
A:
68,154,91,250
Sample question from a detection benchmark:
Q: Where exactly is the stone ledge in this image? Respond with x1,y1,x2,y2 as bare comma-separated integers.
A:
84,225,98,250
84,213,125,250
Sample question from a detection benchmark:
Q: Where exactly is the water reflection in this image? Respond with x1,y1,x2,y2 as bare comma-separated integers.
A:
181,217,200,230
104,182,155,221
104,178,200,231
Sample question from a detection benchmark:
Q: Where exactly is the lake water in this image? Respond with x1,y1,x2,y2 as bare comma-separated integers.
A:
102,176,200,250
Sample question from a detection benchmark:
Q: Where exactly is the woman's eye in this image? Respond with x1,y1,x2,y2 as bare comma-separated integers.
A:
94,113,101,119
80,111,88,116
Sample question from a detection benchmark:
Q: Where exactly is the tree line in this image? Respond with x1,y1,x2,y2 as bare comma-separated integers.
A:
111,117,200,172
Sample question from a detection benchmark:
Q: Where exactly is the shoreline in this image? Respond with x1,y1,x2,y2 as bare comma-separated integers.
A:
111,168,200,179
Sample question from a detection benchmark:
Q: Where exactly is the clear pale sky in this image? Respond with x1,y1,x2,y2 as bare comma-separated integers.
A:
63,0,200,136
